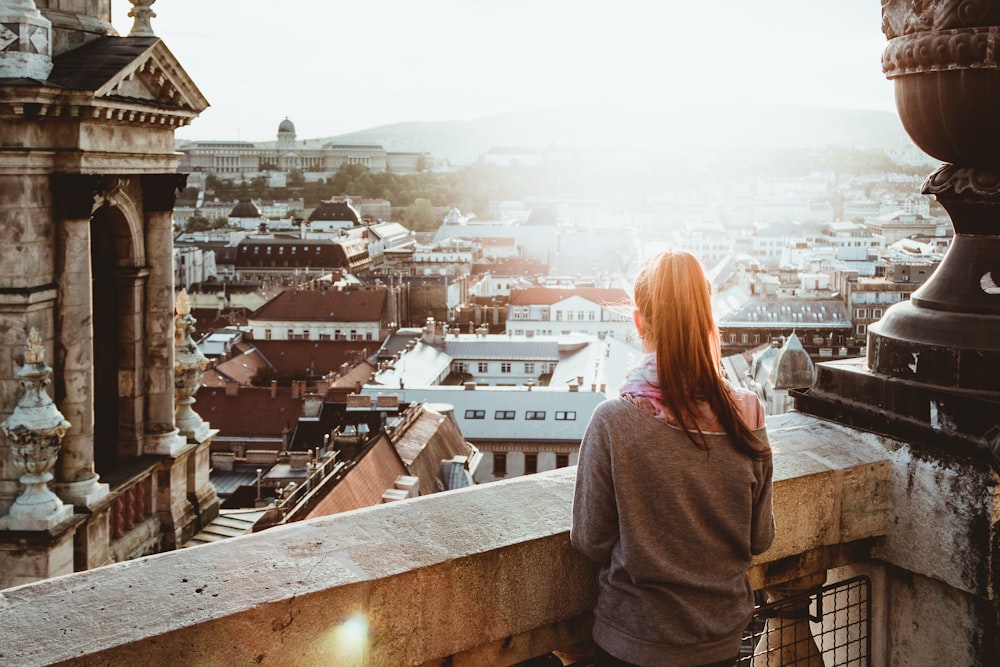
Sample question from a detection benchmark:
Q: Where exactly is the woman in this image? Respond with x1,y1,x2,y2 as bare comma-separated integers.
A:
571,251,774,667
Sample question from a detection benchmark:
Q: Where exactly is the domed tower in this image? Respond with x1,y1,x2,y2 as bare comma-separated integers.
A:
0,0,217,588
277,117,296,149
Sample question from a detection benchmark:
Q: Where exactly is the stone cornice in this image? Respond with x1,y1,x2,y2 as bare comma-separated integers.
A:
0,85,198,128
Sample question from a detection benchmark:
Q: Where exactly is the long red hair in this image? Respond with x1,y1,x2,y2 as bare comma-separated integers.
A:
633,251,769,459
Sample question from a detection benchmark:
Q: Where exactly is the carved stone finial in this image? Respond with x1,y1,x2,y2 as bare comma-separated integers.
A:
174,289,210,440
176,286,190,317
24,326,44,364
128,0,157,38
0,327,73,530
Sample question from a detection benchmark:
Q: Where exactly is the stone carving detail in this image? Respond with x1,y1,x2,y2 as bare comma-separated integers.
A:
882,0,999,40
174,289,209,440
0,0,52,79
128,0,157,38
882,26,997,77
922,164,1000,197
0,328,73,530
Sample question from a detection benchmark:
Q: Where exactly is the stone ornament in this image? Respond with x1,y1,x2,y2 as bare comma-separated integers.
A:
881,0,1000,39
923,164,1000,198
0,328,74,530
174,289,210,440
128,0,157,38
0,0,53,80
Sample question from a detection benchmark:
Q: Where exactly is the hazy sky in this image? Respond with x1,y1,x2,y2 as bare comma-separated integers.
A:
111,1,895,143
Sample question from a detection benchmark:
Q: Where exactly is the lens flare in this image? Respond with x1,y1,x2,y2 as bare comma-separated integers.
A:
321,613,370,665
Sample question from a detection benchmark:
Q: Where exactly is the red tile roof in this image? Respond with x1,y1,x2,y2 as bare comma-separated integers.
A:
508,286,630,307
195,385,303,439
251,287,386,322
203,347,272,387
253,340,375,377
305,436,407,518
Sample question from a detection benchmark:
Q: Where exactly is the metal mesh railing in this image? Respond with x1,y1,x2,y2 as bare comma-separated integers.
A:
740,576,872,666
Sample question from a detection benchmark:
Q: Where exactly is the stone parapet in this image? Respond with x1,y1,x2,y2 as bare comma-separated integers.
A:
0,412,902,667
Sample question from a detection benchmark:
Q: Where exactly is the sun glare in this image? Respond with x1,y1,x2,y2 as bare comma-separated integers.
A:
320,613,370,665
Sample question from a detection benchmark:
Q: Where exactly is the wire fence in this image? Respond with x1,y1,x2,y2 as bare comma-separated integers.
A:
740,576,872,666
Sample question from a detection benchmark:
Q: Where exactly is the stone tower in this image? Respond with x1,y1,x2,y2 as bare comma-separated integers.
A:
0,0,218,588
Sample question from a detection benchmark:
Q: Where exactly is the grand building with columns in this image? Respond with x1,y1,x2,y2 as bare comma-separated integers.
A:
177,117,430,181
0,1,218,587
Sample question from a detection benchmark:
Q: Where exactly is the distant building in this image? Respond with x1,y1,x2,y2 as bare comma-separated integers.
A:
248,285,387,342
716,297,857,359
177,118,432,180
234,236,371,280
865,210,943,245
362,320,644,483
506,286,634,340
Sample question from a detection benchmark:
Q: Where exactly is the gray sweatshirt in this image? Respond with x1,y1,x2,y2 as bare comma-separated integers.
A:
571,397,774,666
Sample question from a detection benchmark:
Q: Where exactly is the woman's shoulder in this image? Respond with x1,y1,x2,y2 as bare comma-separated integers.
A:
730,386,766,430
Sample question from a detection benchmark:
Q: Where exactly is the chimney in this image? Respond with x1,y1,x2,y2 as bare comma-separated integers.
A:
464,382,477,391
270,379,278,399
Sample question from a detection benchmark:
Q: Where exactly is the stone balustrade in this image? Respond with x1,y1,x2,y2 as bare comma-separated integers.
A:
0,412,899,666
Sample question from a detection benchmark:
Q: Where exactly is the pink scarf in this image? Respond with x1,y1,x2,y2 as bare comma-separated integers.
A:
620,354,747,430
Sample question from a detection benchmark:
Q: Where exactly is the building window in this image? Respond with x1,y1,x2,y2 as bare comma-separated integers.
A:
464,409,485,419
302,329,310,340
452,362,468,374
856,324,867,336
729,334,736,343
264,329,272,340
525,453,538,475
350,330,358,340
873,308,884,318
589,311,596,321
741,333,748,344
366,331,373,340
555,411,576,421
501,362,511,373
478,362,488,373
493,452,507,477
556,454,569,468
578,311,585,321
855,308,868,319
555,310,563,321
286,329,293,339
495,410,515,420
525,411,546,420
524,363,535,374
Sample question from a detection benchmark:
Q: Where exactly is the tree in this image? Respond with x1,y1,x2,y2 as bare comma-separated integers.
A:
184,215,212,233
403,198,437,231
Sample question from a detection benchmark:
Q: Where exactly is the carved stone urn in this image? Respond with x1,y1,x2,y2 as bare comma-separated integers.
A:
174,289,210,441
875,1,1000,398
0,328,73,530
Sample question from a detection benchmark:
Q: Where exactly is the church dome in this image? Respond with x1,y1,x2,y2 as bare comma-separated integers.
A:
278,117,295,134
770,332,816,390
230,199,262,218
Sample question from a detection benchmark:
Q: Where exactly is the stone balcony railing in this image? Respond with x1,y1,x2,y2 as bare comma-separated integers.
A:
0,412,912,666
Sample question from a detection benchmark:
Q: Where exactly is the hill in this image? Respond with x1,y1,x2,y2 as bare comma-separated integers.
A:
292,105,911,164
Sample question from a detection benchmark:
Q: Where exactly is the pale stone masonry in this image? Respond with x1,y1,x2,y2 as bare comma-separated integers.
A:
0,1,219,584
